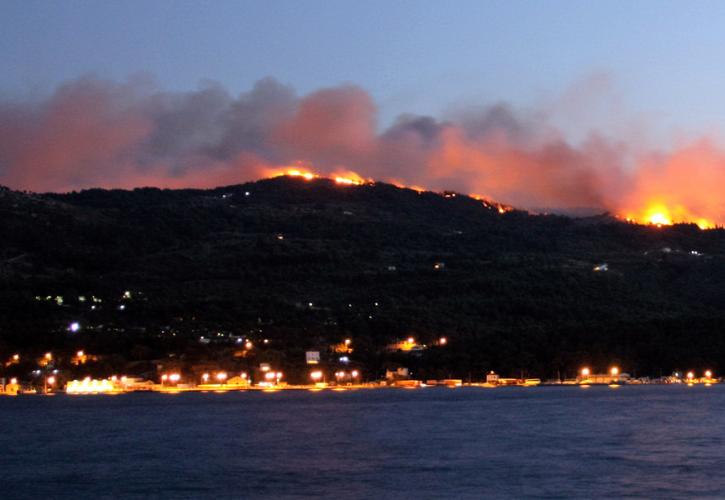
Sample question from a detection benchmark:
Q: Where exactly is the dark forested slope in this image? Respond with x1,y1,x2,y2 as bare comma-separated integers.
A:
1,177,724,380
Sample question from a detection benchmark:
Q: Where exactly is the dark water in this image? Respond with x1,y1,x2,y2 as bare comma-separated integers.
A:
1,386,725,499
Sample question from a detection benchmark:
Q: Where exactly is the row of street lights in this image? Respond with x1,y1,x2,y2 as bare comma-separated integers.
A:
580,366,620,378
581,366,714,380
311,370,360,383
158,369,361,385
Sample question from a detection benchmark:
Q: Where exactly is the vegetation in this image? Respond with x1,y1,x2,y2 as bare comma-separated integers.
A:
1,177,725,383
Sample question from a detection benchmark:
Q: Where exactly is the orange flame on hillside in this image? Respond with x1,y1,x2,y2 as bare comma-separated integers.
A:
615,142,725,230
267,167,372,187
331,170,368,186
621,204,715,230
268,163,717,229
271,167,519,216
389,179,426,193
285,169,318,181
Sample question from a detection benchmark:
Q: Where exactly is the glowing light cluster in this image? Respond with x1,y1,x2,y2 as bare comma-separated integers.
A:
334,370,360,381
264,371,284,383
161,373,181,383
400,337,418,351
66,377,116,394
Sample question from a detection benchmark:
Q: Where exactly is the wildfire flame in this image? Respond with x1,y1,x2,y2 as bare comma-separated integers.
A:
271,168,369,187
268,167,518,216
623,203,715,230
332,171,367,186
270,166,714,229
285,169,318,181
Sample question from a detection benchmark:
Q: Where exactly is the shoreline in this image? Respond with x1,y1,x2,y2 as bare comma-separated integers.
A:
2,379,719,397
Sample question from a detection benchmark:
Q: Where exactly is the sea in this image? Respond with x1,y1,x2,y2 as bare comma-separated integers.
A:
1,385,724,499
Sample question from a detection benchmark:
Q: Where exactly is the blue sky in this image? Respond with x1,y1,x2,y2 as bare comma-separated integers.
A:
2,0,725,136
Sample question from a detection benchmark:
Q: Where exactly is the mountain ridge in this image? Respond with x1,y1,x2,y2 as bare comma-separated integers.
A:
1,176,724,381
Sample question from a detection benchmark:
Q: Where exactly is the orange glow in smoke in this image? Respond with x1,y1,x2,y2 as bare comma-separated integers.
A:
616,142,725,229
622,203,715,230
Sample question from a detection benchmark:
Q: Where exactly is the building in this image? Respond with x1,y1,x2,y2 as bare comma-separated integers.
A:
577,372,631,384
385,367,410,381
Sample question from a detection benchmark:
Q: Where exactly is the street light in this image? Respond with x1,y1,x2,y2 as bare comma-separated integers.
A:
216,372,227,383
310,370,323,383
610,366,619,376
45,375,56,393
705,370,713,379
581,367,590,377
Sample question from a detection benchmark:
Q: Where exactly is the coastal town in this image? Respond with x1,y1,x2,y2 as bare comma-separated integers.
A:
2,287,721,397
2,290,721,396
1,357,718,396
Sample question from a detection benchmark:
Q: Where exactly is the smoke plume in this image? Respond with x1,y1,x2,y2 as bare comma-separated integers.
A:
1,76,723,225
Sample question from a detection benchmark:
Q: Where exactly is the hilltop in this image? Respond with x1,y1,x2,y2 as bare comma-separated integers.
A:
1,177,725,381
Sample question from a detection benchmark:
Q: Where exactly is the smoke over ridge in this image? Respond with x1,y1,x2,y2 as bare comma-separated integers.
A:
1,76,724,226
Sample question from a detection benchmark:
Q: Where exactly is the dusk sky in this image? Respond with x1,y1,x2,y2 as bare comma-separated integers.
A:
4,1,725,132
2,1,725,224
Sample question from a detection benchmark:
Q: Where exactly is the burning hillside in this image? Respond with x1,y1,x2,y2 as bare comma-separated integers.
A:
270,167,709,229
1,77,724,227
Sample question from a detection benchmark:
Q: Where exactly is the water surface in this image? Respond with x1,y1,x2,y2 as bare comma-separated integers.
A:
1,386,724,498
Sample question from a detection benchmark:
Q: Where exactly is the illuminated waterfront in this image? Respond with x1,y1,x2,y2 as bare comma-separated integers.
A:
1,386,725,498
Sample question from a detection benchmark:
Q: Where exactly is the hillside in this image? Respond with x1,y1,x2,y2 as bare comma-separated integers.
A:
1,177,725,381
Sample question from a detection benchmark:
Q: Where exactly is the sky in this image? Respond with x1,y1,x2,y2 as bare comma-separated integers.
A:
3,0,725,130
1,1,725,224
